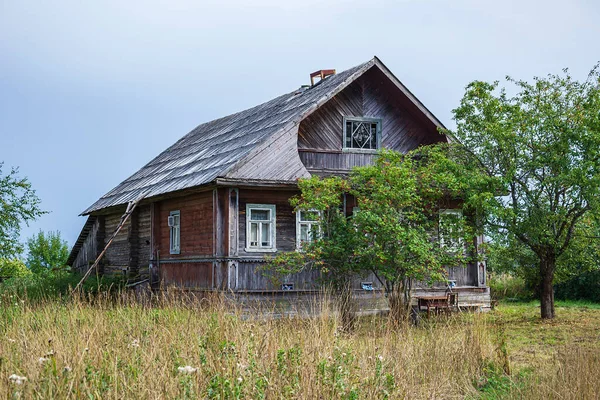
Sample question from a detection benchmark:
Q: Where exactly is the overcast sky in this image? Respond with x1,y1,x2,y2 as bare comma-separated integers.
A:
1,0,598,249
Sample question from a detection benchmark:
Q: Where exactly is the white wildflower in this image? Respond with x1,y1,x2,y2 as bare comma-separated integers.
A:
38,357,50,365
84,348,89,352
7,339,16,343
178,366,197,374
8,374,27,385
377,355,384,362
63,366,72,373
341,352,347,358
237,377,243,383
129,339,140,348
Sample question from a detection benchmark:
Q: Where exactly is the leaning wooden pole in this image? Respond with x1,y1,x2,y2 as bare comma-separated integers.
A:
72,196,144,293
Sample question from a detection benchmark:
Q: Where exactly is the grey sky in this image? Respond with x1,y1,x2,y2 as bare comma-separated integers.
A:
1,0,598,249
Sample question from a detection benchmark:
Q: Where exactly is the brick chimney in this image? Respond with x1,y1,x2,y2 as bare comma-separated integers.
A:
310,69,336,86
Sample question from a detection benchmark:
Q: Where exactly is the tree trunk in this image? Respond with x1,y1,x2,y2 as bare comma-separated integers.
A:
387,280,411,325
539,256,556,319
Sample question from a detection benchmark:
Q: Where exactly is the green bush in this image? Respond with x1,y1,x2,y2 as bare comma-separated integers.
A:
0,258,32,279
0,272,126,302
555,270,600,302
488,274,534,301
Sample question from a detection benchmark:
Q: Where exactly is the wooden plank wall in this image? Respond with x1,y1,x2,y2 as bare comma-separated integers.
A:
160,261,213,289
157,191,213,258
72,218,100,273
235,261,321,291
298,67,445,175
154,191,214,288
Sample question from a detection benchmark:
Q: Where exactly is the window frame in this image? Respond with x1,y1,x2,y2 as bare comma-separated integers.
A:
245,204,277,252
438,209,465,254
169,210,181,255
342,116,382,153
296,209,322,250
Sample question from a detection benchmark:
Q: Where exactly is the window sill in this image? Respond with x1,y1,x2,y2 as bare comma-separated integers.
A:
342,148,378,154
244,247,278,253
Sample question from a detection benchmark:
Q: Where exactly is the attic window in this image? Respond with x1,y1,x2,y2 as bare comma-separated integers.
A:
343,117,381,151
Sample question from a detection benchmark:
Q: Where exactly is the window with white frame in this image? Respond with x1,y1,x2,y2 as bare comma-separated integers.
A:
439,209,464,253
246,204,276,252
296,210,321,249
343,117,381,150
168,210,180,254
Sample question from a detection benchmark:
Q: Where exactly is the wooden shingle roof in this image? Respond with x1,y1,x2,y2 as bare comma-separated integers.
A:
82,57,445,214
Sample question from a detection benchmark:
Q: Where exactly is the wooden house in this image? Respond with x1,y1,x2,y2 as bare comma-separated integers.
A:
68,57,490,310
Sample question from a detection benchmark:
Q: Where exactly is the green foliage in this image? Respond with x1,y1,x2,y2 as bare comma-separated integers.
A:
268,145,485,320
555,270,600,302
0,272,125,302
447,64,600,318
0,163,45,258
26,230,69,274
488,274,533,301
0,258,32,279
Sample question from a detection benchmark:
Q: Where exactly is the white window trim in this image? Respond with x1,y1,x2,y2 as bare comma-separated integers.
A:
439,209,464,253
245,204,277,253
342,116,382,152
169,210,180,255
296,209,322,250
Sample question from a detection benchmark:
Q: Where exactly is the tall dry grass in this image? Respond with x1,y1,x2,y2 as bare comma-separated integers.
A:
0,291,500,399
502,346,600,400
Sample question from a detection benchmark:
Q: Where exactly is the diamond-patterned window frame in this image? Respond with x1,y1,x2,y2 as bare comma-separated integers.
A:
343,117,382,151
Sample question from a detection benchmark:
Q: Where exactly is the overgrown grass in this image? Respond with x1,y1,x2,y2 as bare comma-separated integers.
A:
480,301,600,399
0,292,500,399
0,292,598,399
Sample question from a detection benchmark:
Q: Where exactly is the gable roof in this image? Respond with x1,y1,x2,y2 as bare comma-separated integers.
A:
82,57,445,215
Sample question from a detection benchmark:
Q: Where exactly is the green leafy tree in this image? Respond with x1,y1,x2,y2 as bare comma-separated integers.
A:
268,146,482,323
0,163,45,258
26,230,69,274
0,258,32,279
448,65,600,319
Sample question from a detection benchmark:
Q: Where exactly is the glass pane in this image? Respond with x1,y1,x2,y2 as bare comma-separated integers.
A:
250,209,269,221
261,222,270,246
300,224,309,242
345,121,352,147
250,222,258,246
300,210,319,222
173,215,180,226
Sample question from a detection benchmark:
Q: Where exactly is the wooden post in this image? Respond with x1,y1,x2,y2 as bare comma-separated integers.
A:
72,197,144,293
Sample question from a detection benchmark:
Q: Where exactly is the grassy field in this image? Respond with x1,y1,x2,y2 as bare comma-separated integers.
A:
0,294,598,399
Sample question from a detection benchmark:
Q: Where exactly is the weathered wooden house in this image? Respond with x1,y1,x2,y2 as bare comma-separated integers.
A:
68,57,490,310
